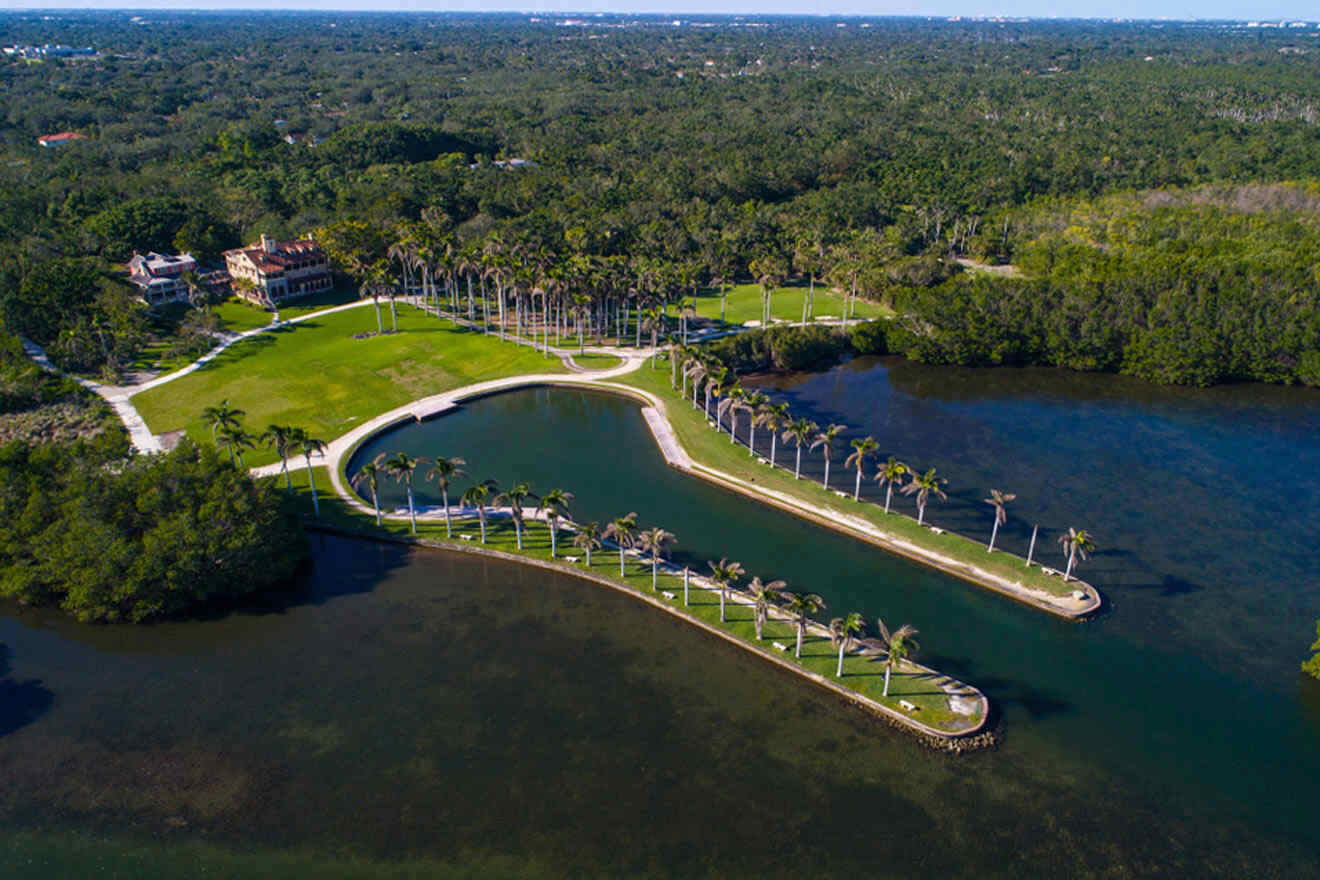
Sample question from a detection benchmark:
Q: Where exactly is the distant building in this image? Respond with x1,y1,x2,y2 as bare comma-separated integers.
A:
126,251,197,306
37,131,88,147
4,44,96,60
224,234,331,305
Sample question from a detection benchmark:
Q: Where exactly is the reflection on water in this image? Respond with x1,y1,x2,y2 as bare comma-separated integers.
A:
3,358,1320,877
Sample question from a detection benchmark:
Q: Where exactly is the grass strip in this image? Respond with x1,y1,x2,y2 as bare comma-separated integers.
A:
281,466,987,737
610,367,1090,602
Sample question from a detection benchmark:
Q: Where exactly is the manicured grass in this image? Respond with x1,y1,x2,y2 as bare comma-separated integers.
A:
610,366,1082,600
283,466,983,734
691,283,891,327
134,306,567,468
213,299,276,333
571,352,626,370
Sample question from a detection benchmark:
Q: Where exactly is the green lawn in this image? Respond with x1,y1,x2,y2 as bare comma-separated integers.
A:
571,352,626,370
284,465,984,735
610,366,1083,600
691,283,891,326
134,306,567,468
213,287,361,333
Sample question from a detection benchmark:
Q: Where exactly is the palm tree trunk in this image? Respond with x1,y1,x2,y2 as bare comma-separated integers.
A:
755,610,763,640
619,548,626,577
373,296,383,335
652,559,658,590
515,517,523,550
795,620,804,658
442,488,452,538
549,521,557,557
883,662,892,697
683,568,689,606
306,454,320,517
837,642,846,678
795,446,802,479
918,502,926,526
822,457,830,490
1026,524,1038,566
406,484,416,534
854,468,862,501
719,588,726,622
479,513,487,544
988,518,1000,552
389,296,397,332
749,424,756,456
371,487,381,526
885,484,894,513
1065,546,1076,581
770,434,777,468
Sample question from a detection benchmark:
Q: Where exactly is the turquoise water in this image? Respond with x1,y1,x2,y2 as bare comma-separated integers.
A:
3,358,1319,877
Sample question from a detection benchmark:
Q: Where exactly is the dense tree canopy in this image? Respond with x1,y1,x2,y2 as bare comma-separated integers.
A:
0,439,306,622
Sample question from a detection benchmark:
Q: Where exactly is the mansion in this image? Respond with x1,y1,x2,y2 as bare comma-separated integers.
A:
224,235,332,305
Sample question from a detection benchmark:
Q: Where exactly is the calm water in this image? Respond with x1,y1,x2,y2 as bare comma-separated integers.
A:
4,359,1320,877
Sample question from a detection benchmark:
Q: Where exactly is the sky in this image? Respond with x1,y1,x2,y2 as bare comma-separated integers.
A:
1,0,1314,27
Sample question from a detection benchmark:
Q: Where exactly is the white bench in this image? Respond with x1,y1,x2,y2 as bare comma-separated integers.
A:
899,699,919,712
661,591,676,600
459,534,474,541
564,556,580,563
772,641,789,652
929,527,944,535
1071,590,1087,601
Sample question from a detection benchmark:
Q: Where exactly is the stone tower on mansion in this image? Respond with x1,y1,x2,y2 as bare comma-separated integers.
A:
224,234,332,304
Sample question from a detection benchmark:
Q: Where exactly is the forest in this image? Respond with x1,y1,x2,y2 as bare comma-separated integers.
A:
4,12,1320,387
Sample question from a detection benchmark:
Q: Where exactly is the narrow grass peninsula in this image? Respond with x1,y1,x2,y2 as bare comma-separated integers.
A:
285,466,992,749
609,365,1101,618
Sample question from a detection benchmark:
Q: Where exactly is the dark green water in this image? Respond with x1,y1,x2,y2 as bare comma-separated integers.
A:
4,359,1319,877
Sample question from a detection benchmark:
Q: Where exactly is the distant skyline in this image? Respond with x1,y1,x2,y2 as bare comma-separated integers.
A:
3,0,1318,28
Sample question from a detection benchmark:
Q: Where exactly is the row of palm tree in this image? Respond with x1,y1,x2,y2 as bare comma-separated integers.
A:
702,555,919,694
341,444,927,698
671,349,1098,581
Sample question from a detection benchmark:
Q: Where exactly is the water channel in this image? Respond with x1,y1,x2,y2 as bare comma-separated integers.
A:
3,357,1319,876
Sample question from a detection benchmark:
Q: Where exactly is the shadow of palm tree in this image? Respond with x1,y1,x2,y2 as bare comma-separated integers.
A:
0,645,54,738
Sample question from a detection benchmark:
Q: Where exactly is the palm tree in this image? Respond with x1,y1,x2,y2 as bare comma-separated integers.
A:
217,423,254,468
872,619,920,698
496,481,537,550
201,399,244,443
260,424,298,493
984,489,1017,553
426,456,467,539
706,557,745,623
811,423,848,490
779,590,826,659
783,417,818,480
845,436,880,502
572,520,602,566
291,429,327,517
351,454,386,525
876,456,909,514
742,391,768,454
382,452,424,533
637,527,676,590
901,467,948,526
746,576,786,640
538,488,574,558
829,612,866,678
603,512,640,577
1058,528,1097,581
761,401,790,468
460,479,498,543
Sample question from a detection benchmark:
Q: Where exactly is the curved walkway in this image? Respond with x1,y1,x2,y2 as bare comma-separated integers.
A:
20,299,375,455
271,359,1097,620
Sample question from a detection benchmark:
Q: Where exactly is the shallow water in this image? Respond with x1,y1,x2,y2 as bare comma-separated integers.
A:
3,359,1320,877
